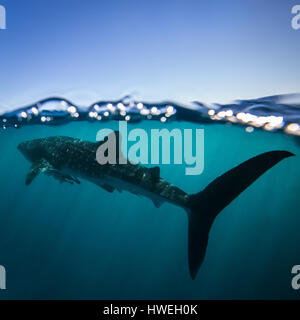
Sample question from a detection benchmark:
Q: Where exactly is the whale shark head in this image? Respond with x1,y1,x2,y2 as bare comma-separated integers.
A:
18,139,44,162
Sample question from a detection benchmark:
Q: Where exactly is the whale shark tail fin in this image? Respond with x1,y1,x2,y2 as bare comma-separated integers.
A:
185,150,294,280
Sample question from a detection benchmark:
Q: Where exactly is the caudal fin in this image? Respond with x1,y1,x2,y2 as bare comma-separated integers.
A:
185,150,294,279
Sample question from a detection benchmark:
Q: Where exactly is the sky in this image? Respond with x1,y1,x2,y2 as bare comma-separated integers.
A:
0,0,299,110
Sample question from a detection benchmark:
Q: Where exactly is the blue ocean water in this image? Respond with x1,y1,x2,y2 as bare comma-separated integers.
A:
0,95,299,299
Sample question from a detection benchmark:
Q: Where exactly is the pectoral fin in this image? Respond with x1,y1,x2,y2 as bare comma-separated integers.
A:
26,159,80,185
26,166,41,185
25,159,49,185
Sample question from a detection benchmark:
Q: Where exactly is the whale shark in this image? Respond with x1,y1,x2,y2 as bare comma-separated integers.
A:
17,133,294,279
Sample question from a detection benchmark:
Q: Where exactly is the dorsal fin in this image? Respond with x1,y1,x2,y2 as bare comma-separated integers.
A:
149,166,160,183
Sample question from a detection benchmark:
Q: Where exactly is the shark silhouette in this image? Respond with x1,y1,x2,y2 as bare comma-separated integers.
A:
17,133,294,279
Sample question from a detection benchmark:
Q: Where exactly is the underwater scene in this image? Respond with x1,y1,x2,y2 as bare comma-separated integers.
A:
0,94,299,299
